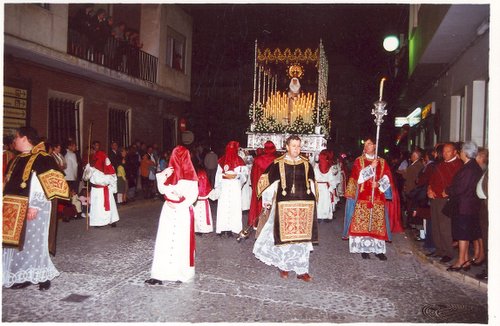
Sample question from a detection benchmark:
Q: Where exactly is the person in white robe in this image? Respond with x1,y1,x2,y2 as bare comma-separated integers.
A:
146,146,199,285
193,168,213,234
314,150,340,222
213,141,248,236
239,149,252,212
84,151,119,227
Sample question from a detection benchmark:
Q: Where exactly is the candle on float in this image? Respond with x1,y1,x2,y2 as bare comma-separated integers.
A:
316,100,320,124
379,77,386,101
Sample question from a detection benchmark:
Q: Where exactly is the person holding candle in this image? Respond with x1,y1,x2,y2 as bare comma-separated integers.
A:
213,141,249,237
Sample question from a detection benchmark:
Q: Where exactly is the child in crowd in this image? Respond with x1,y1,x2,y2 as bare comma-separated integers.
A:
71,189,85,219
117,148,128,204
79,187,90,219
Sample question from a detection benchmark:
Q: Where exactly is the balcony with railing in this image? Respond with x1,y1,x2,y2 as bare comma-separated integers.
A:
67,29,158,83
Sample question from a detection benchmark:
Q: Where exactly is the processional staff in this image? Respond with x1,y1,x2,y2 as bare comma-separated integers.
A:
86,121,93,231
368,78,387,231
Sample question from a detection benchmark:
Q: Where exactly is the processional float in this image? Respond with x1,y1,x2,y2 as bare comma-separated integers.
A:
246,39,331,157
238,40,332,242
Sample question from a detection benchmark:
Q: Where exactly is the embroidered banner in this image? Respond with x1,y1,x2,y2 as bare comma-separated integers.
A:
277,200,314,242
3,195,29,248
349,201,387,239
38,169,69,200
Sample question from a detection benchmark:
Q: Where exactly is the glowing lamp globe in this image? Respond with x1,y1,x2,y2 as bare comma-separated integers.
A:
383,35,399,52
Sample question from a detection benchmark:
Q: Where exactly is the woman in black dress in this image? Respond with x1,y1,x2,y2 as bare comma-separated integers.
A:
444,141,483,271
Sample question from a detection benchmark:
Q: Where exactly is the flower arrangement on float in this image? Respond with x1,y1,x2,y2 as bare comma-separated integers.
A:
248,101,330,137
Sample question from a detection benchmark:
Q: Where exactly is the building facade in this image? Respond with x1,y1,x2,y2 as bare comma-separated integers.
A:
399,4,489,149
4,3,192,152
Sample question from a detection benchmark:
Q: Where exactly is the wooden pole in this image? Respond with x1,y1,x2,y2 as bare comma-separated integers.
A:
86,122,93,231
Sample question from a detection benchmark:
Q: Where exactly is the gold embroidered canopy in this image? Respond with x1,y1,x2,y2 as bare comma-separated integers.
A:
257,47,319,65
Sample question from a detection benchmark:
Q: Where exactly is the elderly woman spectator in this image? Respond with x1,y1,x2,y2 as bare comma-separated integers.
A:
444,141,483,271
474,148,488,280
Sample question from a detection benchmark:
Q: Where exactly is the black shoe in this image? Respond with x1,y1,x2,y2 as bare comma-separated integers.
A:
318,220,322,224
11,281,31,289
375,253,387,261
447,261,471,272
63,217,70,222
39,280,51,291
471,258,485,266
227,232,233,238
145,278,163,285
195,232,203,237
111,222,117,228
476,270,488,280
440,256,452,263
361,253,370,259
425,251,437,257
325,219,332,223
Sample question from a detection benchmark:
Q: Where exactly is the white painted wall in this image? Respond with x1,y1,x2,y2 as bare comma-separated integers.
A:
471,80,486,146
4,4,68,52
410,31,489,144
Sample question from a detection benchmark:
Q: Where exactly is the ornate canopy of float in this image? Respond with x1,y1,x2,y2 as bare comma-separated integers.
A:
246,39,331,155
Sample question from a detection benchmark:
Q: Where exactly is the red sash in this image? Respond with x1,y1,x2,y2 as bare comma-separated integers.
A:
93,185,110,211
189,206,195,267
164,195,185,203
200,199,211,225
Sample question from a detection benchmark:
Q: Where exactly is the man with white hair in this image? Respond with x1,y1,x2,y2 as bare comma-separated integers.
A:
427,142,463,263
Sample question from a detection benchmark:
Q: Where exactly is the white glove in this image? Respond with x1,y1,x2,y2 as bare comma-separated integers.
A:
82,164,93,182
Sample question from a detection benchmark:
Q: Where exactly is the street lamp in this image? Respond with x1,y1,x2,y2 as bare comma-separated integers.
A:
383,35,399,52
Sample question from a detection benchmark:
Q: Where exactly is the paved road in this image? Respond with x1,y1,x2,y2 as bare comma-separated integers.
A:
2,198,488,323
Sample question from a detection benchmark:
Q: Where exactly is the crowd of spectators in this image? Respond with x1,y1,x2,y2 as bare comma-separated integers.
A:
68,5,143,76
388,141,489,281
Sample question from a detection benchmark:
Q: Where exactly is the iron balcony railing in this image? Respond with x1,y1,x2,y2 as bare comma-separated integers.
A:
68,31,158,83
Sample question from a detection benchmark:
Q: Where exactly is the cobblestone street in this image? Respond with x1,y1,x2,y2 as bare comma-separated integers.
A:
2,198,488,323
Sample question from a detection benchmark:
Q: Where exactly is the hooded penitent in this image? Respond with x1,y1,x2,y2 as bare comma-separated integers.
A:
218,141,245,172
318,149,333,174
165,146,198,186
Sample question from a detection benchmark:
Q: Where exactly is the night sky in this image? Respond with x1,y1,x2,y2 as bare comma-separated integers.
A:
182,4,409,155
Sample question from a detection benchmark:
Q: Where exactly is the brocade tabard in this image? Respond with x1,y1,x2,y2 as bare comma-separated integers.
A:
262,155,318,245
4,142,69,200
346,155,391,241
3,142,69,252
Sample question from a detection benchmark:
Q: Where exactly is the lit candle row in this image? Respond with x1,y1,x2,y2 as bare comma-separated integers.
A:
264,91,288,122
263,91,317,124
291,92,316,124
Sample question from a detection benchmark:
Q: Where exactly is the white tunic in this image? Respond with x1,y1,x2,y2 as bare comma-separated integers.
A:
150,176,198,283
331,163,342,206
87,166,120,226
314,165,340,220
193,196,213,233
240,163,252,211
214,165,248,234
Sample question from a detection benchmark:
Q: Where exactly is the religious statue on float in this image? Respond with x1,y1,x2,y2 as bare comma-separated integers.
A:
286,64,304,124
